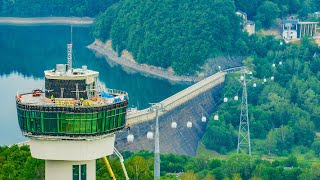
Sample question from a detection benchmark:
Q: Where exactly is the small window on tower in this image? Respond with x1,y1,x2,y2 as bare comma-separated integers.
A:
72,165,79,180
81,164,87,180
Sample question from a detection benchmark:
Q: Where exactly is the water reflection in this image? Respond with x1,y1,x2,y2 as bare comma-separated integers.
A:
0,73,44,145
0,25,186,145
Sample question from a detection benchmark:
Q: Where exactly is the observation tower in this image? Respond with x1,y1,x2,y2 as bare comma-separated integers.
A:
15,43,128,180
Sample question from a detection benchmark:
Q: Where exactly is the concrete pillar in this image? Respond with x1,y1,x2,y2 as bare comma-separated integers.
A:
300,24,302,38
312,24,315,36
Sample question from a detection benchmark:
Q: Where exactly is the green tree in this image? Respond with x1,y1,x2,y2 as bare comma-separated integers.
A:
23,157,45,180
292,119,315,147
265,129,277,155
254,1,280,28
126,156,152,180
283,168,302,180
298,2,312,20
232,173,242,180
224,154,253,179
234,0,260,18
212,167,225,180
209,159,222,169
202,120,235,154
311,162,320,180
312,138,320,157
249,176,263,180
298,169,312,180
203,174,216,180
180,171,199,180
243,56,255,73
252,164,268,179
283,155,298,167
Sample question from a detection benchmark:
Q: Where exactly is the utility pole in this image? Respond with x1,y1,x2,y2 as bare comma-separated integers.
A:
237,70,252,156
150,103,164,180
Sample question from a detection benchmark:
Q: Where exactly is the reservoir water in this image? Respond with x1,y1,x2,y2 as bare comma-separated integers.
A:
0,25,186,145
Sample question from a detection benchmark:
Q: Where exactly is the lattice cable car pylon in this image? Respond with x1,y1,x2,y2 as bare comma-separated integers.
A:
237,69,252,156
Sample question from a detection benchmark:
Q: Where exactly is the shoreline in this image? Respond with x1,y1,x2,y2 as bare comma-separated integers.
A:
0,17,94,25
87,40,204,83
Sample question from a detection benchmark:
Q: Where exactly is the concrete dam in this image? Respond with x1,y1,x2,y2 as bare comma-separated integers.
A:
115,68,241,156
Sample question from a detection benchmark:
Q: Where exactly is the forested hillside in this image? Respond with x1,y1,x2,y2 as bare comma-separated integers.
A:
236,0,320,28
2,146,320,180
203,36,320,158
93,0,320,75
93,0,243,75
0,0,118,17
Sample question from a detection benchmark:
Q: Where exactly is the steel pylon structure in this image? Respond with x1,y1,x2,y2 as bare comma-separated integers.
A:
150,103,164,180
237,71,252,156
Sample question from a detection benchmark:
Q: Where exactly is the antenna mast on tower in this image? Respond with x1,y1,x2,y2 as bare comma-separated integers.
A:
237,69,252,156
67,25,73,73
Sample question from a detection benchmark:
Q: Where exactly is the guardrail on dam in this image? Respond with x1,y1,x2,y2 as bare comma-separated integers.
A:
126,67,242,126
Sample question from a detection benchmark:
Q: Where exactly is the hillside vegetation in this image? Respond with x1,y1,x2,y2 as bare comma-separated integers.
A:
236,0,320,29
93,0,242,75
93,0,320,75
2,146,320,180
203,37,320,158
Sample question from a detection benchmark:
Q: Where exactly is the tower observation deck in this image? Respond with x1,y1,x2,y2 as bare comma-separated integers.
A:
15,46,128,180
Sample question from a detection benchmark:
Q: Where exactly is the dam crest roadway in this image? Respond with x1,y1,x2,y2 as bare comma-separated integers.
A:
126,66,243,126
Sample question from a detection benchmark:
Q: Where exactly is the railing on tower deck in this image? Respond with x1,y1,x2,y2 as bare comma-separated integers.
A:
15,88,129,139
16,88,128,107
105,88,128,97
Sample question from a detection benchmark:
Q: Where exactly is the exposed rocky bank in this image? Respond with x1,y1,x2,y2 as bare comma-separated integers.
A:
88,40,244,83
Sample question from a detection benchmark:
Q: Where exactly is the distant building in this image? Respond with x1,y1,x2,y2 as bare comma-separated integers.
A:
281,19,317,40
244,21,255,35
236,10,247,24
310,12,320,18
236,10,255,35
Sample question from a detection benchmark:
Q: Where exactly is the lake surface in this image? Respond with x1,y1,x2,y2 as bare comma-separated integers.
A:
0,25,186,145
